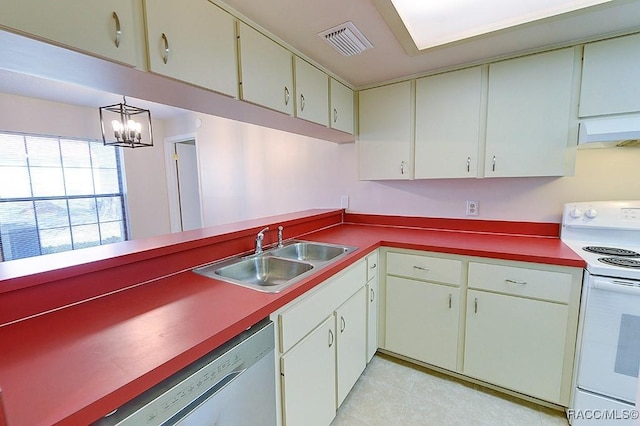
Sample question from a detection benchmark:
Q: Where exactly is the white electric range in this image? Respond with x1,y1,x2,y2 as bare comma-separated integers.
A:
561,201,640,425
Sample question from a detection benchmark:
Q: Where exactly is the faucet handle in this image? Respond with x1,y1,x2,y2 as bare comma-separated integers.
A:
277,226,284,248
257,226,269,238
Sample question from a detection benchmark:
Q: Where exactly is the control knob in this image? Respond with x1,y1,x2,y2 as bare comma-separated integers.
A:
585,208,598,219
569,207,583,218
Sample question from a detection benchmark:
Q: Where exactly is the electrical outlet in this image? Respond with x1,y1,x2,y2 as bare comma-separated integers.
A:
466,200,479,216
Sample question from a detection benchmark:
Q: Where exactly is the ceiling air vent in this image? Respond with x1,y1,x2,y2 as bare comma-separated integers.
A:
318,22,373,56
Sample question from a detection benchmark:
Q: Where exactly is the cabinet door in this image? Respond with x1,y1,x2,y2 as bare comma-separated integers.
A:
366,279,379,363
0,0,138,66
415,67,484,178
358,81,413,180
484,48,578,177
330,79,354,134
281,315,336,426
366,251,379,362
385,276,459,371
464,289,569,404
579,33,640,117
144,0,237,97
294,57,329,126
239,22,293,115
336,286,367,407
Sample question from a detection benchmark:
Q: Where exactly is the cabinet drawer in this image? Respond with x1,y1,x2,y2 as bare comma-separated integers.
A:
468,262,572,303
387,252,462,285
366,251,378,282
278,260,366,353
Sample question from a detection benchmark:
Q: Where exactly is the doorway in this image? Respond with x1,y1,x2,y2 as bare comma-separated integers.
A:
170,139,203,231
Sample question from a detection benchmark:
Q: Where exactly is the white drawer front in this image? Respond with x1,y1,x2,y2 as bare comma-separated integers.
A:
278,260,366,353
468,262,572,303
387,252,462,285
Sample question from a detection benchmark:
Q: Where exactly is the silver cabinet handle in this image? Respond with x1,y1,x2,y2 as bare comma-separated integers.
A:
328,329,334,347
474,297,478,314
400,161,406,174
284,87,290,105
300,93,305,111
413,265,430,271
370,288,375,303
340,316,346,333
492,155,496,172
369,263,377,270
467,157,471,173
112,12,121,48
505,279,527,285
333,108,338,123
161,33,170,64
448,293,452,309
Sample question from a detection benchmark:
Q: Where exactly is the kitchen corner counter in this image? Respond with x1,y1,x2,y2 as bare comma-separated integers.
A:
0,212,584,425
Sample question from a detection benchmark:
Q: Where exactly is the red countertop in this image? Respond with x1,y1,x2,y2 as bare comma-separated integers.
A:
0,212,585,425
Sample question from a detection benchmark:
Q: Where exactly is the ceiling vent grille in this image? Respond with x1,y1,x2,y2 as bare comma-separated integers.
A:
318,22,373,56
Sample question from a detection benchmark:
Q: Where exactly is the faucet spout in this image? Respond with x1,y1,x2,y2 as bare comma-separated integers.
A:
255,227,269,254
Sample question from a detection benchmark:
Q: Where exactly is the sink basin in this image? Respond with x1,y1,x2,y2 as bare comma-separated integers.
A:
194,256,314,292
193,240,357,293
269,241,349,262
216,256,313,286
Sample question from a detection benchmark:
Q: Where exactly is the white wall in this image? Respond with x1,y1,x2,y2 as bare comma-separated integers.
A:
166,112,640,226
164,113,351,227
0,93,172,239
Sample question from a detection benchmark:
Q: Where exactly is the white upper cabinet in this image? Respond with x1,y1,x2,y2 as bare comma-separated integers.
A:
144,0,238,98
579,33,640,117
0,0,139,66
484,47,579,178
358,81,414,180
415,67,485,179
238,22,294,115
294,57,329,126
330,79,355,134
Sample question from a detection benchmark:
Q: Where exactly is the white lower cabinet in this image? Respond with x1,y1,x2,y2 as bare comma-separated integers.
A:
365,251,379,362
336,286,367,406
464,289,569,403
386,276,460,371
382,249,582,407
281,315,336,426
274,259,367,426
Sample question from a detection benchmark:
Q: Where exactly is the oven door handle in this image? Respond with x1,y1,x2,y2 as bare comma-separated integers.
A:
593,280,640,296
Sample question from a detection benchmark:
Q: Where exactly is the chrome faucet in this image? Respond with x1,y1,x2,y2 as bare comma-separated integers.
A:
277,226,284,248
255,227,269,254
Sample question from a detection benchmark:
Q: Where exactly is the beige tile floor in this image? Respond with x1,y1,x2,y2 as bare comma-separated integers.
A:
332,353,569,426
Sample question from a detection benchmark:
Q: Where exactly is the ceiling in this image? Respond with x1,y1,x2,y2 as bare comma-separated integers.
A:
221,0,640,88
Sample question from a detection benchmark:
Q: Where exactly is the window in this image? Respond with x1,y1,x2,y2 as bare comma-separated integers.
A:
0,132,128,261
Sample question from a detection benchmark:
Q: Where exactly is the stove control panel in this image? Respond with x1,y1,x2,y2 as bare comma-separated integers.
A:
563,201,640,230
622,208,640,223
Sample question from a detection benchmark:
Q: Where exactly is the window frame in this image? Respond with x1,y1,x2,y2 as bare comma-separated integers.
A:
0,131,129,261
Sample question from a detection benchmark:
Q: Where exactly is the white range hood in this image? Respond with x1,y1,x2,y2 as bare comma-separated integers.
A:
578,114,640,148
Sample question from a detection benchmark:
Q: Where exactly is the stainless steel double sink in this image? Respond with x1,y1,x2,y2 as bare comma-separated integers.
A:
193,241,358,293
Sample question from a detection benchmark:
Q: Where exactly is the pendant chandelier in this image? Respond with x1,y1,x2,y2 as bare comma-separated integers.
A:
99,96,154,148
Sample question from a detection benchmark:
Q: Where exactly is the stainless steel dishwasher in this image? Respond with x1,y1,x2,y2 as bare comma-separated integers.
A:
95,319,276,426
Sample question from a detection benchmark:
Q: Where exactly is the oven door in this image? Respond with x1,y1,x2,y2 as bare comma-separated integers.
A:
577,276,640,404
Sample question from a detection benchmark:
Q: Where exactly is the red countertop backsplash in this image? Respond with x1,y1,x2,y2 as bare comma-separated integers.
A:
0,210,584,425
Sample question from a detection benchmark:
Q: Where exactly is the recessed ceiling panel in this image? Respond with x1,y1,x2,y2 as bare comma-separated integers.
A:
390,0,612,50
